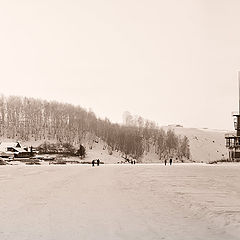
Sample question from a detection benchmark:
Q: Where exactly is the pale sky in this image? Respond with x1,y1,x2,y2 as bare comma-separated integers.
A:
0,0,240,130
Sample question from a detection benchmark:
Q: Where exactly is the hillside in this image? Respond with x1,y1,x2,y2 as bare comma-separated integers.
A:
0,126,229,164
162,126,229,163
87,126,229,163
129,126,228,163
0,95,230,163
0,96,190,162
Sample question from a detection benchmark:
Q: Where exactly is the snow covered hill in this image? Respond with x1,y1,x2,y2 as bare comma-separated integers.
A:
0,127,230,164
81,126,230,163
162,126,229,163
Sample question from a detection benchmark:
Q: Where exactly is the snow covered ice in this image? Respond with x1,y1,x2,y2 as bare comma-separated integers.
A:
0,163,240,240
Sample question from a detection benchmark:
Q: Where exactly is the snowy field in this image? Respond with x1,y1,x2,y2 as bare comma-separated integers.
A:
0,164,240,240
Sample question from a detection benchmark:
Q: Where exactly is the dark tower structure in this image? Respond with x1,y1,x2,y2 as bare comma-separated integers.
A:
225,76,240,161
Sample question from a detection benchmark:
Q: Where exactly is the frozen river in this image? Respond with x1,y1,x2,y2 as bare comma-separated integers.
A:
0,164,240,240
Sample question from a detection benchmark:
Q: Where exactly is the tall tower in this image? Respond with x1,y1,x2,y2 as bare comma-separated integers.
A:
225,73,240,161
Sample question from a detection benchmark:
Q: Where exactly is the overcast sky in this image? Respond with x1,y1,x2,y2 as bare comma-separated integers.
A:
0,0,240,130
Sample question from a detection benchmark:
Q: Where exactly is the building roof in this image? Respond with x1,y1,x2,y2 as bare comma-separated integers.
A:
0,142,27,153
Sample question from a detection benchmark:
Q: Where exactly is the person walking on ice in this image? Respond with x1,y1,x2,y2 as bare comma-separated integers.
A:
92,160,95,167
97,159,100,166
169,158,172,165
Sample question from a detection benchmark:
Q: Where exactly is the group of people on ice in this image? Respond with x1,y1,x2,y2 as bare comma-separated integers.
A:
92,158,173,166
92,159,100,167
164,158,173,166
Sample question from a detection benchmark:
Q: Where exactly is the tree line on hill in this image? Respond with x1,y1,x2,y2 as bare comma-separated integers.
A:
0,95,190,161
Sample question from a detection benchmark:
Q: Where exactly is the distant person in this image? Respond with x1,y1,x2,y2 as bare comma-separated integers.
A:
170,158,172,165
133,160,136,164
92,160,95,167
131,160,133,164
164,159,167,166
97,159,100,166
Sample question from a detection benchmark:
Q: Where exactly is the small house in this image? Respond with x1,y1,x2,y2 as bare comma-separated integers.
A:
0,142,35,158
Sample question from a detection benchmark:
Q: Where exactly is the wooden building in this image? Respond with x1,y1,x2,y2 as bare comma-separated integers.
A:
0,142,35,158
225,77,240,161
